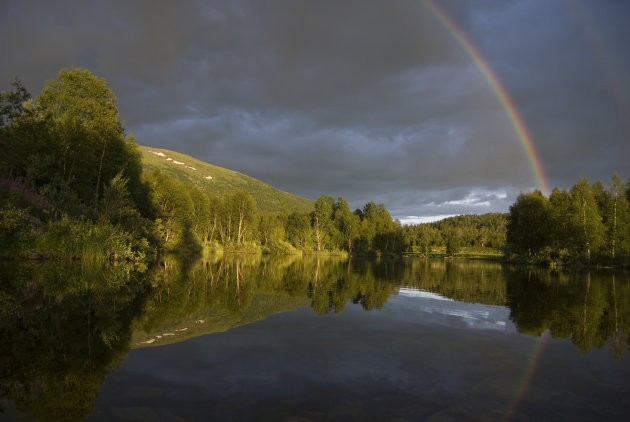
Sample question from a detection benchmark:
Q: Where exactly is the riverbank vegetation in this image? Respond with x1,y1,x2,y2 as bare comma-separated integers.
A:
0,70,155,261
0,69,407,260
2,69,628,266
506,174,630,267
401,213,507,257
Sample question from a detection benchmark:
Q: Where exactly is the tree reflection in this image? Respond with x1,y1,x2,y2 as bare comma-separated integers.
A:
0,262,150,422
2,256,629,421
505,267,630,358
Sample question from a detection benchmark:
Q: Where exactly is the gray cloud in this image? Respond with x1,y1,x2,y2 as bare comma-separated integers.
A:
2,0,629,220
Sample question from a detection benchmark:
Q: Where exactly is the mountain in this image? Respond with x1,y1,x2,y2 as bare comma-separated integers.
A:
131,292,312,349
139,145,313,212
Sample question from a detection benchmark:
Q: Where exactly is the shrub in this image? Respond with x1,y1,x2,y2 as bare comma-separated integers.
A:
38,218,150,261
0,206,35,257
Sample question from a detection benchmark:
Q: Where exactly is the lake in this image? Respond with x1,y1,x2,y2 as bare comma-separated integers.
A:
1,256,629,421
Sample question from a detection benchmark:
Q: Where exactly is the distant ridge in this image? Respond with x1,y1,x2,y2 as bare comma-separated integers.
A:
139,145,313,212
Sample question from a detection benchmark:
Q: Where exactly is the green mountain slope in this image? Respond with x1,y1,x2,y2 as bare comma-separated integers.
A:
139,145,313,212
131,293,312,349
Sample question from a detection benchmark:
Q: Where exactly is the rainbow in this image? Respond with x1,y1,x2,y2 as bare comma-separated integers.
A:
504,329,551,421
421,3,553,416
422,0,551,196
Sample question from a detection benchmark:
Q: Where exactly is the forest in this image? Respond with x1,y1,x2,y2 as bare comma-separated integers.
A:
506,175,630,266
1,68,628,265
0,69,409,260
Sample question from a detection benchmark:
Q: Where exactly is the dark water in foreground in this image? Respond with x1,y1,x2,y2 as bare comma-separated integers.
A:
1,256,629,421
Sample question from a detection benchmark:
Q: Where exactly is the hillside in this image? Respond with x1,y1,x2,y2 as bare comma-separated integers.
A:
131,293,312,349
139,145,313,213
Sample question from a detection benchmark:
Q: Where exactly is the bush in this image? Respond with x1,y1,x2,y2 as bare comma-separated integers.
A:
446,235,461,256
0,206,35,257
534,246,571,268
38,218,150,261
264,240,299,255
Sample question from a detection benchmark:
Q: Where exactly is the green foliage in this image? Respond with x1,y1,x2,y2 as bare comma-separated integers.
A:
0,69,153,261
258,211,286,246
224,190,258,246
0,69,408,260
0,205,34,256
10,68,626,269
506,190,551,255
35,68,129,208
446,233,461,256
402,213,507,256
606,172,630,259
0,77,31,127
264,239,300,255
0,261,151,421
569,178,605,259
285,211,313,250
334,197,360,252
146,169,195,247
311,195,334,251
38,218,148,261
139,145,313,213
507,174,630,265
3,256,628,422
506,268,630,358
134,254,630,358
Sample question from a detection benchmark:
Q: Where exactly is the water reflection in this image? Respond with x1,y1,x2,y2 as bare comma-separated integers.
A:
505,267,630,359
1,256,629,421
0,262,150,422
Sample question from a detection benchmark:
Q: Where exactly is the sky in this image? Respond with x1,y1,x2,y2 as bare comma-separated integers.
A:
2,0,629,223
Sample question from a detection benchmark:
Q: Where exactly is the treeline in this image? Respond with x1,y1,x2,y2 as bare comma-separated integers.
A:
5,69,625,264
0,68,409,260
506,175,630,265
133,175,509,257
146,172,406,256
401,213,507,255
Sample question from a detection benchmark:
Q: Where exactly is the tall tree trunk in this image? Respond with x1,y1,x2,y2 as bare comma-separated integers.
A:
581,198,590,260
238,208,245,245
314,217,322,251
95,138,107,210
210,214,217,242
612,187,618,259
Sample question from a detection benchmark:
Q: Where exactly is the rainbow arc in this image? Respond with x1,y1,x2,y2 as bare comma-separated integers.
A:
422,0,551,196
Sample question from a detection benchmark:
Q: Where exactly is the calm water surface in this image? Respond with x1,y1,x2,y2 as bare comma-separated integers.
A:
1,256,629,421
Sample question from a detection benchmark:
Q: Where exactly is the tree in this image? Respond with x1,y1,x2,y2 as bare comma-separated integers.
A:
224,190,258,245
0,77,31,127
286,211,312,249
445,232,461,256
36,68,126,208
549,188,572,249
506,190,551,256
372,204,395,251
259,211,286,246
147,170,194,245
569,178,604,260
311,195,333,251
0,78,39,181
606,172,630,259
98,171,141,229
187,184,212,244
333,197,360,252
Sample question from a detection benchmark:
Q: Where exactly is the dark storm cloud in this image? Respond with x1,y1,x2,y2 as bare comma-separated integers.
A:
2,0,629,220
